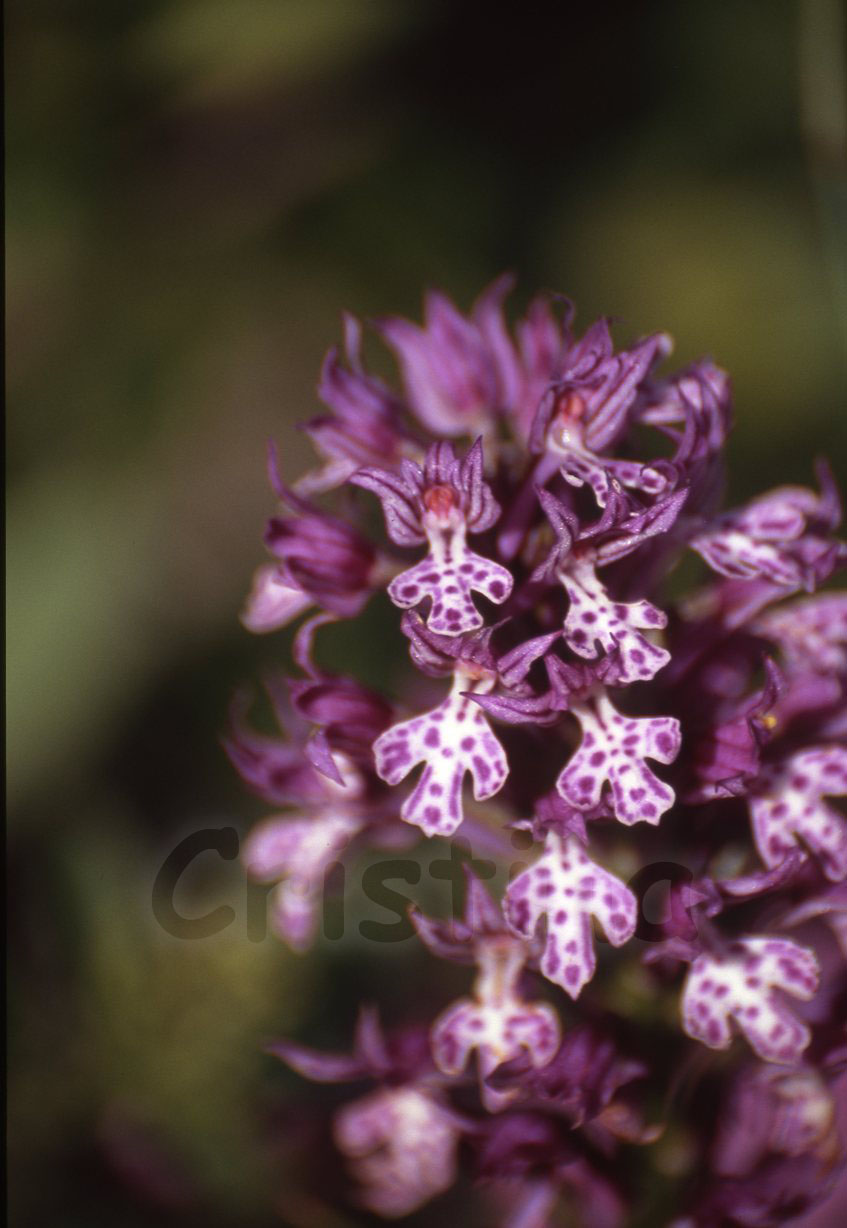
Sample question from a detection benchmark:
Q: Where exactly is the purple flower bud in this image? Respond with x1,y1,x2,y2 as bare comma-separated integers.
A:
376,276,570,438
302,314,408,490
683,655,783,802
266,1006,429,1085
262,506,376,617
288,673,392,769
333,1085,461,1217
712,1065,839,1177
223,687,328,805
240,563,314,633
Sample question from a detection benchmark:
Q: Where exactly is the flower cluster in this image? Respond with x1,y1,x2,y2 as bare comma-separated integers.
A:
230,279,847,1225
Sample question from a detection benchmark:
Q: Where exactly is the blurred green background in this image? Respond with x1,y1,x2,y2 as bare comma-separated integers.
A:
7,1,846,1226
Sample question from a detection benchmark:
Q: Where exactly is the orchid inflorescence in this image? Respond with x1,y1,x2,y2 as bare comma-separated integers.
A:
229,277,846,1226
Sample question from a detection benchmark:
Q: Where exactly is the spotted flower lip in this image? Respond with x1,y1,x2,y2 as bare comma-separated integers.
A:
690,461,846,590
430,933,561,1112
681,936,820,1063
373,662,508,837
755,592,847,676
244,804,362,950
557,690,681,825
505,831,637,996
353,438,513,634
269,1008,462,1217
527,486,688,685
233,278,847,1226
749,745,847,883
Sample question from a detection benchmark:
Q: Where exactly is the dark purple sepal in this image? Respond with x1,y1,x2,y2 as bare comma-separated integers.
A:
266,1006,431,1087
410,866,511,964
296,315,412,494
684,657,784,803
716,852,807,900
486,1026,647,1128
222,687,326,806
400,610,499,677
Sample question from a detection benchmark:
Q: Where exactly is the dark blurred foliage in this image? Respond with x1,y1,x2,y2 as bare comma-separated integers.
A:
6,2,846,1226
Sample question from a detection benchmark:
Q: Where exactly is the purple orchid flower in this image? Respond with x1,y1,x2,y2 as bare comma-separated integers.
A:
231,279,847,1225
